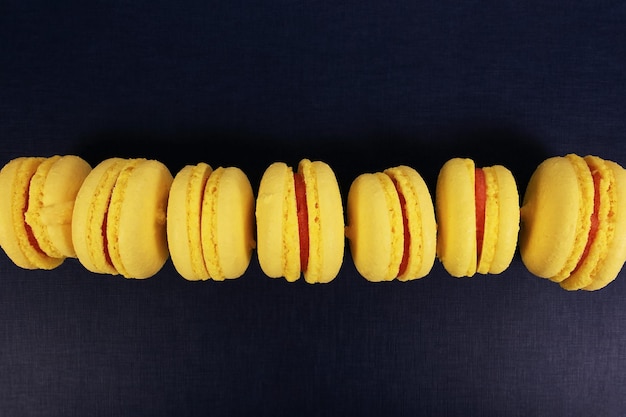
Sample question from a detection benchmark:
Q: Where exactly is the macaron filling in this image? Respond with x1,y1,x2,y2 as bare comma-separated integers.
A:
294,172,309,272
101,208,114,269
475,168,487,266
391,177,410,277
572,165,601,274
23,178,46,257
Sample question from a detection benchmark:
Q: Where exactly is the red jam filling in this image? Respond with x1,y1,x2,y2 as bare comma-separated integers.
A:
572,169,601,274
475,168,487,264
294,172,309,272
101,208,113,268
23,179,46,256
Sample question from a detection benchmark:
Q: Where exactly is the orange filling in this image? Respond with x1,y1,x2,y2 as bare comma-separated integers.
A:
475,168,486,264
572,168,601,274
23,178,46,256
101,210,113,268
294,172,309,272
391,178,410,277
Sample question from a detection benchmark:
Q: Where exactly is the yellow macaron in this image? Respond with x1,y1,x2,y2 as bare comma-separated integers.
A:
0,155,91,269
25,155,92,259
256,159,344,283
72,158,173,279
520,154,626,291
167,163,255,281
345,165,437,282
436,158,520,278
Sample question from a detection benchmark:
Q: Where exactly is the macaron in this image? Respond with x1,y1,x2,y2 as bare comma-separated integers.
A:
345,165,437,282
436,158,520,277
520,154,626,291
0,155,91,269
167,163,256,281
72,158,173,279
256,159,344,283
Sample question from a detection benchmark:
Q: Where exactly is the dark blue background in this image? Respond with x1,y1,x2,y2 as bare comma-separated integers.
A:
2,1,626,416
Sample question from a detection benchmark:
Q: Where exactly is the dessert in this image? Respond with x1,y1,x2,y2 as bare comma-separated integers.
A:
167,163,255,281
72,158,173,279
256,159,344,283
345,165,437,282
0,155,91,269
25,155,92,259
520,154,626,291
436,158,520,277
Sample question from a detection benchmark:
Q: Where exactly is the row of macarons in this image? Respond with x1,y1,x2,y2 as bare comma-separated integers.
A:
0,154,624,291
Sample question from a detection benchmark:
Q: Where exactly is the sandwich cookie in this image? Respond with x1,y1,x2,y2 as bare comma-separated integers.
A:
256,159,344,283
0,155,91,269
167,163,255,281
345,165,437,282
436,158,520,277
72,158,173,279
520,154,626,291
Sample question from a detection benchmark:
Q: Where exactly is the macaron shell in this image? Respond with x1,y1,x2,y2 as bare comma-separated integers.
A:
346,172,402,282
201,166,255,280
551,154,595,282
25,155,92,259
584,161,626,291
478,165,520,274
384,165,436,280
256,162,300,281
0,157,63,269
436,158,477,278
72,158,126,275
24,156,63,258
560,156,613,290
300,159,344,284
106,159,173,279
167,163,212,281
476,166,499,274
519,156,586,279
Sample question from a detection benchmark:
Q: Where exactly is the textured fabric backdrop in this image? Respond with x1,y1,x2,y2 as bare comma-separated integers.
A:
1,1,626,416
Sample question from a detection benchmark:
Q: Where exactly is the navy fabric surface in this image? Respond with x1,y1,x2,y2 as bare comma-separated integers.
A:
2,1,626,416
